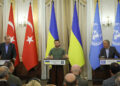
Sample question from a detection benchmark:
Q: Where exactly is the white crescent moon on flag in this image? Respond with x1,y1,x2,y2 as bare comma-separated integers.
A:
27,21,33,32
8,21,14,31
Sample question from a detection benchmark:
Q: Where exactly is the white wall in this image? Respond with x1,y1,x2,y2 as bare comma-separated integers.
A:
100,0,117,44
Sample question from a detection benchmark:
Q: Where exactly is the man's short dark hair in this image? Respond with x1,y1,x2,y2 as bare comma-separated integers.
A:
110,62,120,74
104,40,110,45
0,66,9,79
54,40,60,42
4,35,10,40
4,61,13,69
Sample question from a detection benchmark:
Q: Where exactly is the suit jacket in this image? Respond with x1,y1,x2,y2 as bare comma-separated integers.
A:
102,75,116,86
0,43,16,60
7,73,22,86
0,80,9,86
76,75,88,86
99,46,120,58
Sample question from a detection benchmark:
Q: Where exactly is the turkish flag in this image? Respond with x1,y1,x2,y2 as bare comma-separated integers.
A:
7,3,20,66
22,3,38,71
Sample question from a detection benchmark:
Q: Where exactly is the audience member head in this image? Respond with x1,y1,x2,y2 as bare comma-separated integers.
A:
64,73,77,86
0,66,9,80
46,84,56,86
110,62,120,76
103,40,110,49
115,72,120,86
71,64,81,76
25,80,41,86
4,61,14,73
4,35,10,44
54,40,60,48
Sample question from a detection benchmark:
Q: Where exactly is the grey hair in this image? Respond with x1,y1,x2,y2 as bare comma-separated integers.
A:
0,66,9,79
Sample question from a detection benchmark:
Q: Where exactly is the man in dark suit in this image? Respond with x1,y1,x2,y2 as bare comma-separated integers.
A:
99,40,120,58
102,62,120,86
0,35,16,60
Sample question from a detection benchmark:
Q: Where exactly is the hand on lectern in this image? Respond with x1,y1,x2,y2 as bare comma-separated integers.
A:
100,56,105,59
63,54,69,59
47,56,53,59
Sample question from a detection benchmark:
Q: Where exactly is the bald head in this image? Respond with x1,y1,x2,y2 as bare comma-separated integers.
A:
64,73,77,86
0,66,9,80
71,64,81,75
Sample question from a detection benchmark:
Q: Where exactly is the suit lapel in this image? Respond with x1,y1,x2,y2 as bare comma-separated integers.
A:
109,47,111,58
3,43,7,55
7,44,11,55
104,48,107,58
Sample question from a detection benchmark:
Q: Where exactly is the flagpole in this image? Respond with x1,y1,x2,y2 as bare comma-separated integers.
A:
51,0,54,15
51,0,54,3
74,0,76,3
74,0,76,9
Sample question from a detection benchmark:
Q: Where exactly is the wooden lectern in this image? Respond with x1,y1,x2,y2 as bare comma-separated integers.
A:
44,59,67,86
93,58,120,85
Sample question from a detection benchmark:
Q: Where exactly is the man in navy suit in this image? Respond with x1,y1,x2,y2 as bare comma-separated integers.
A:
99,40,120,58
0,35,16,60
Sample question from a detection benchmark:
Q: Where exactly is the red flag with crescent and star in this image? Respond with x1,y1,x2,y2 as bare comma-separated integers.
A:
7,3,20,66
22,3,38,71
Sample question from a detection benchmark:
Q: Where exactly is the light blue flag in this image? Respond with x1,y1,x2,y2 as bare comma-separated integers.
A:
89,2,103,70
112,1,120,57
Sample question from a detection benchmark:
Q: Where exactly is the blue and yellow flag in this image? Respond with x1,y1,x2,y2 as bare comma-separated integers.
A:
89,1,103,70
68,2,85,67
112,1,120,56
46,2,59,57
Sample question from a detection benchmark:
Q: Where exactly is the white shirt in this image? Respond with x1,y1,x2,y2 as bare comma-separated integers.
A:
105,48,109,58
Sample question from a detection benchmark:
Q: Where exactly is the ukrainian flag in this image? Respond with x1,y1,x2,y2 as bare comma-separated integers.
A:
46,2,59,57
68,2,85,67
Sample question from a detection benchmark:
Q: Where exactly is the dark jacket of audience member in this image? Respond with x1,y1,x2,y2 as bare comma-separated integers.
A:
102,62,120,86
76,75,88,86
4,61,22,86
71,64,88,86
115,72,120,86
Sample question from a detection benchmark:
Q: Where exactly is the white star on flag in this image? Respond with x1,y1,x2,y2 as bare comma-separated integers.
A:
10,36,15,43
26,36,34,44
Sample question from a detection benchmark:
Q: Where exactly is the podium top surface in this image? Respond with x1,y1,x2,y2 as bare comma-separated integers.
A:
100,59,120,65
44,59,66,65
100,58,120,60
44,58,68,60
